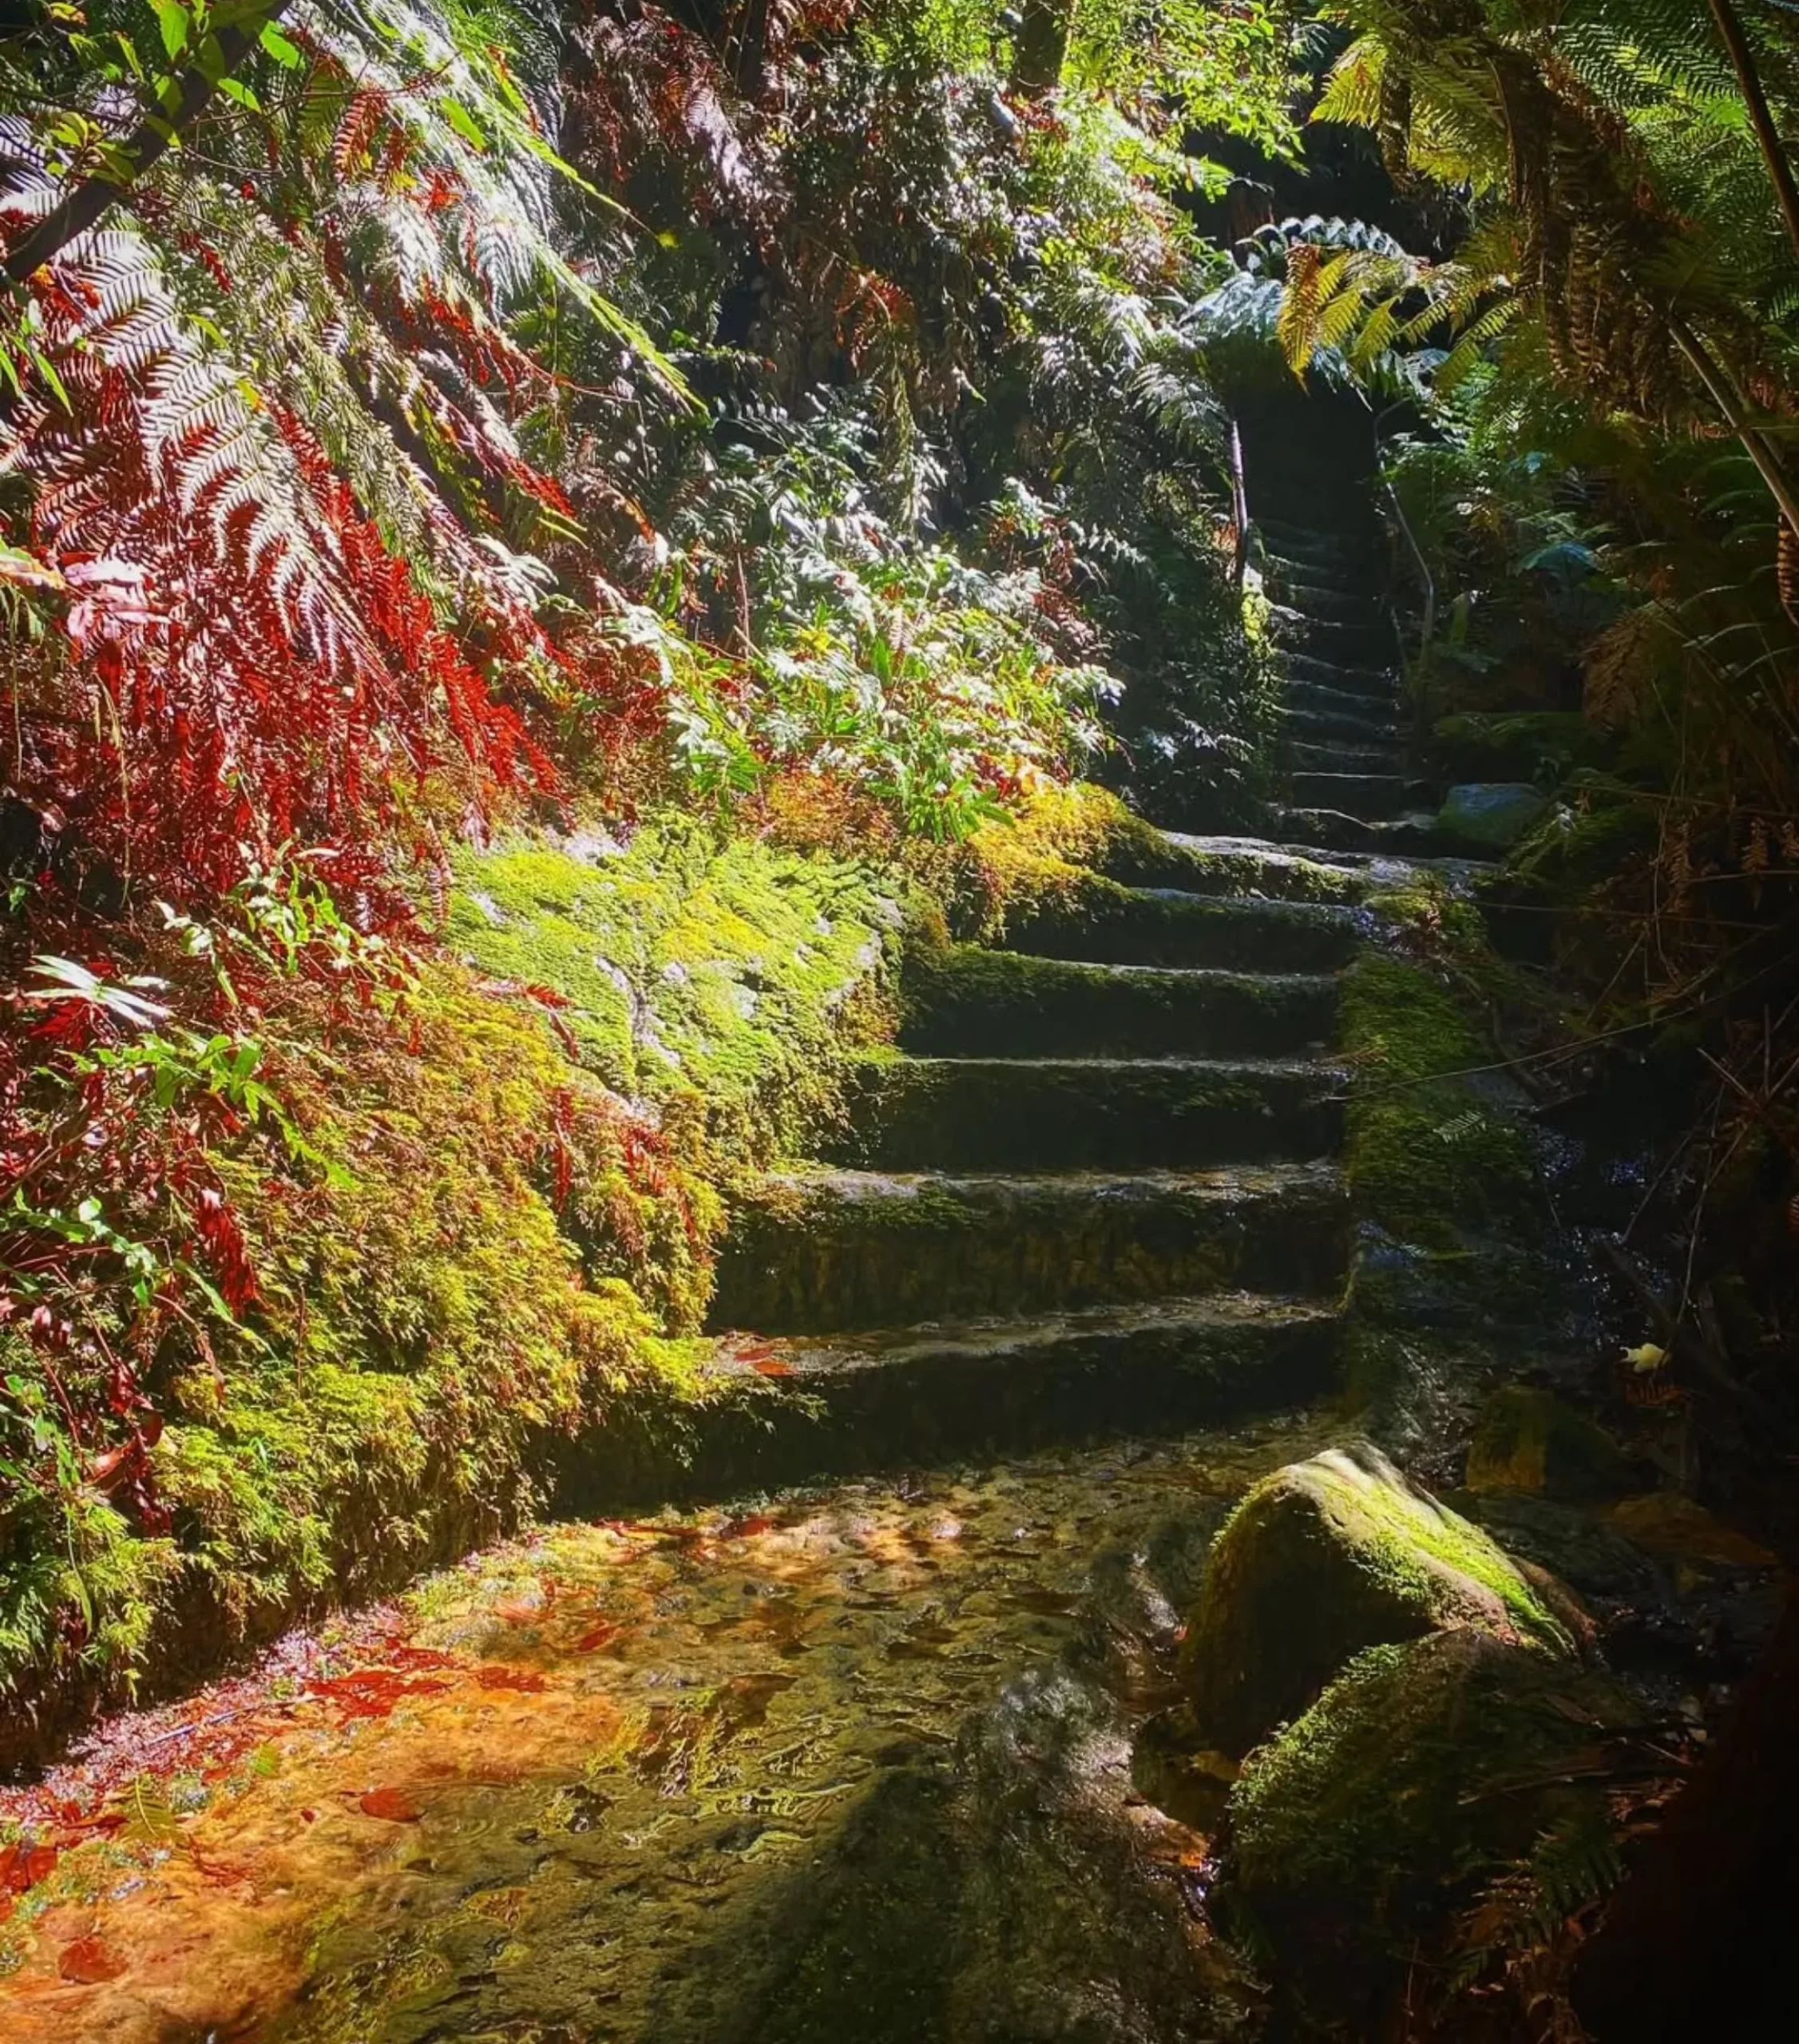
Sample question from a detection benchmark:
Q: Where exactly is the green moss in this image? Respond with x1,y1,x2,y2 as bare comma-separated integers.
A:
1182,1444,1575,1754
1224,1630,1636,2014
1339,952,1538,1256
1466,1386,1634,1501
1508,794,1658,892
449,817,896,1161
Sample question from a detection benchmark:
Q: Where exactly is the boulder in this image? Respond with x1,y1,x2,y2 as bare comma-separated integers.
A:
1466,1386,1635,1502
1224,1630,1639,2018
1179,1442,1580,1756
1439,782,1550,850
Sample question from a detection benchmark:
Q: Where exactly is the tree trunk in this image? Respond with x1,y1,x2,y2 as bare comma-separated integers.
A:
1571,1580,1799,2041
1011,0,1073,97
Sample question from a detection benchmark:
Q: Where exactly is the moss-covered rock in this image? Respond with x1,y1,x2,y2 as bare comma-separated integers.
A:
1439,782,1551,851
1338,953,1539,1259
1466,1386,1635,1502
1224,1630,1639,2020
1179,1443,1579,1756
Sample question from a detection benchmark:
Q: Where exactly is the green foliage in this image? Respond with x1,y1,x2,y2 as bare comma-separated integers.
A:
446,817,897,1155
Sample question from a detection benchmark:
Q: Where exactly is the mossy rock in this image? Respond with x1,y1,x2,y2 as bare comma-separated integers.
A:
1466,1386,1635,1502
1179,1442,1580,1757
1224,1630,1639,2018
1439,782,1551,852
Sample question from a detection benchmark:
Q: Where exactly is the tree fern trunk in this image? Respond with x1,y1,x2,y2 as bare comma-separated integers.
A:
1706,0,1799,264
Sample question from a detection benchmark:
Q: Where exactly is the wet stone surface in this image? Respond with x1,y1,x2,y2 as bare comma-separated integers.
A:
0,1414,1338,2043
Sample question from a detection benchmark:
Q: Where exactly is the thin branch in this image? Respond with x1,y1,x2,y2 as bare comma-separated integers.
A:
2,6,288,293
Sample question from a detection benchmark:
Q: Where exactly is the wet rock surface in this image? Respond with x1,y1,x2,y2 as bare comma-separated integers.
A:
0,1421,1330,2042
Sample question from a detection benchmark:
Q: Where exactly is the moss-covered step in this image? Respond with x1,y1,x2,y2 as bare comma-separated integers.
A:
626,1293,1345,1495
825,1055,1345,1172
711,1162,1350,1332
1076,828,1373,906
1280,651,1401,703
1127,834,1381,904
899,949,1338,1060
999,884,1364,974
1270,807,1445,858
1288,771,1415,821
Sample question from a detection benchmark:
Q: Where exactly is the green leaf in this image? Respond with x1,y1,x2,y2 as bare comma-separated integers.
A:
259,22,303,67
440,97,488,153
151,0,190,61
217,75,262,112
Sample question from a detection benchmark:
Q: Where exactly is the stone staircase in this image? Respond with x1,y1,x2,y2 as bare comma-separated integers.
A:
688,400,1438,1491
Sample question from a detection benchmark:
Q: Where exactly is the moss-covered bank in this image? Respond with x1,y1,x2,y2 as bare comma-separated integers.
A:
0,816,903,1773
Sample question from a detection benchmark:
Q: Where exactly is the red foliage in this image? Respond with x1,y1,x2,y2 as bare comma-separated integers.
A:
356,1785,422,1822
0,223,569,913
58,1935,128,1984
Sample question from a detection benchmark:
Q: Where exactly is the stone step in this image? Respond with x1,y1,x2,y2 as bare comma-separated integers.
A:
1001,884,1363,974
1269,605,1395,667
1256,517,1383,565
660,1293,1345,1490
1270,807,1448,857
1262,576,1389,628
901,949,1337,1060
711,1162,1351,1333
1288,772,1417,821
1118,832,1376,905
1281,699,1403,748
1286,738,1403,777
826,1055,1344,1173
1281,652,1404,704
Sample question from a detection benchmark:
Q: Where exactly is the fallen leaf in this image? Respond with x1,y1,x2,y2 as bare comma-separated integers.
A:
309,1668,448,1720
727,1513,777,1538
0,1840,57,1894
576,1624,620,1653
474,1664,548,1693
750,1357,796,1379
59,1936,128,1984
494,1598,545,1626
357,1786,422,1823
376,1642,459,1672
